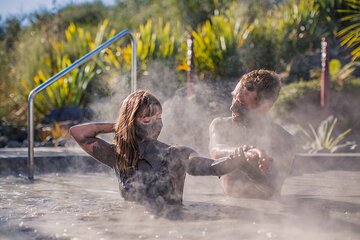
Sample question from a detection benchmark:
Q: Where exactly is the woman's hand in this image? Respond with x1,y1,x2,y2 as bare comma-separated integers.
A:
228,147,246,164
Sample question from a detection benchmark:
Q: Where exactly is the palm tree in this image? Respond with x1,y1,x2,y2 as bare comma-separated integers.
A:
337,0,360,61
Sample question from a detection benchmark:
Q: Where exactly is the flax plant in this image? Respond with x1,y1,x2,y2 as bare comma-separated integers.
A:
180,14,253,79
301,116,352,153
22,20,118,119
122,18,182,72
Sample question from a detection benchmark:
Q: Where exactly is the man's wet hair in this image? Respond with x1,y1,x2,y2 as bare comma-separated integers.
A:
239,70,281,103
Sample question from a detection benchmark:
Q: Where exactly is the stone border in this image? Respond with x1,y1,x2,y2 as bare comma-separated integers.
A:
1,147,360,176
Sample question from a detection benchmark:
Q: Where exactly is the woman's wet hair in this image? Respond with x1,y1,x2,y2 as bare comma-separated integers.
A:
136,94,162,118
114,90,162,174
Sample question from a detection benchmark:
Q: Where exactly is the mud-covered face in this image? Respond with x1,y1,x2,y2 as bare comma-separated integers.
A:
230,82,258,122
135,106,163,140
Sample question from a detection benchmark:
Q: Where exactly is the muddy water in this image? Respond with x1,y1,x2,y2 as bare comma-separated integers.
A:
1,171,360,240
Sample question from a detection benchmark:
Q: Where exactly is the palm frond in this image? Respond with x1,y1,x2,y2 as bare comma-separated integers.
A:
337,0,360,61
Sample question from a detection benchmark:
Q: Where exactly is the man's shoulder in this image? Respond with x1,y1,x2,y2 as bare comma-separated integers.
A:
270,122,295,144
210,116,233,128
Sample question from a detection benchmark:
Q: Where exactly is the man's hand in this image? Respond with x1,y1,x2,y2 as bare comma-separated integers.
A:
210,147,247,176
232,145,273,177
210,145,273,177
241,145,273,174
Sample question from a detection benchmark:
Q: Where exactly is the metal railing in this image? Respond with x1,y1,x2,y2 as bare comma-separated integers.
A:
27,29,137,180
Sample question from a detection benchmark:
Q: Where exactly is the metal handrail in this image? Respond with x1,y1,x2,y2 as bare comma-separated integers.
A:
27,29,137,180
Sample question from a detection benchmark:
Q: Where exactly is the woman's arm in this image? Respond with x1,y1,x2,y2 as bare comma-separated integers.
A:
69,123,116,168
174,146,246,176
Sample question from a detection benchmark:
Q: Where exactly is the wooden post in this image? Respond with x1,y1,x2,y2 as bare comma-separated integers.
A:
186,35,194,97
321,37,330,112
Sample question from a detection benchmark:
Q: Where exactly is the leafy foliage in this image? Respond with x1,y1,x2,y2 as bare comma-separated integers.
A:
272,80,320,117
242,0,322,71
300,115,352,153
0,0,359,131
109,0,182,31
0,17,24,125
176,0,233,28
188,14,253,79
122,18,182,72
21,20,117,119
329,59,360,87
337,0,360,61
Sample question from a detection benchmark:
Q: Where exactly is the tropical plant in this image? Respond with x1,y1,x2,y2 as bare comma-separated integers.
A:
243,0,348,73
240,24,280,71
37,122,69,141
337,0,360,61
21,19,118,119
180,13,253,79
241,0,322,72
26,58,97,117
277,0,321,58
122,18,182,73
329,59,360,87
51,122,69,139
300,115,352,153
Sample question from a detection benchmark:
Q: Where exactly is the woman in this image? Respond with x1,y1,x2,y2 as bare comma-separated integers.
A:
70,90,250,207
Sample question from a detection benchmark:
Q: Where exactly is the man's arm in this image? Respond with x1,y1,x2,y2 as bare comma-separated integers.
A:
209,118,236,159
69,122,116,168
226,128,296,198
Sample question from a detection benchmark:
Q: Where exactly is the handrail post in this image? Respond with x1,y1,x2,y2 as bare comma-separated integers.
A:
27,94,35,180
131,37,137,91
27,29,137,180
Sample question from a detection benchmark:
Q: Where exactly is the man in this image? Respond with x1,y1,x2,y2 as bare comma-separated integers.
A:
209,70,295,199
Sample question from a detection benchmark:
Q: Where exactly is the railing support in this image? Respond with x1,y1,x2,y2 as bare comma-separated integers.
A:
321,37,330,112
27,29,137,180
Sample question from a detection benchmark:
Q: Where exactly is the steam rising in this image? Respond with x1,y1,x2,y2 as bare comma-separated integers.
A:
90,61,235,154
47,61,360,239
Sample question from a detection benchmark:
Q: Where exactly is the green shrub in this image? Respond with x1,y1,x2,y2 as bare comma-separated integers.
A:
240,25,280,71
241,0,323,72
272,77,360,139
272,80,320,117
122,18,182,73
182,14,253,79
20,20,118,119
0,17,29,125
329,59,360,87
275,0,321,61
